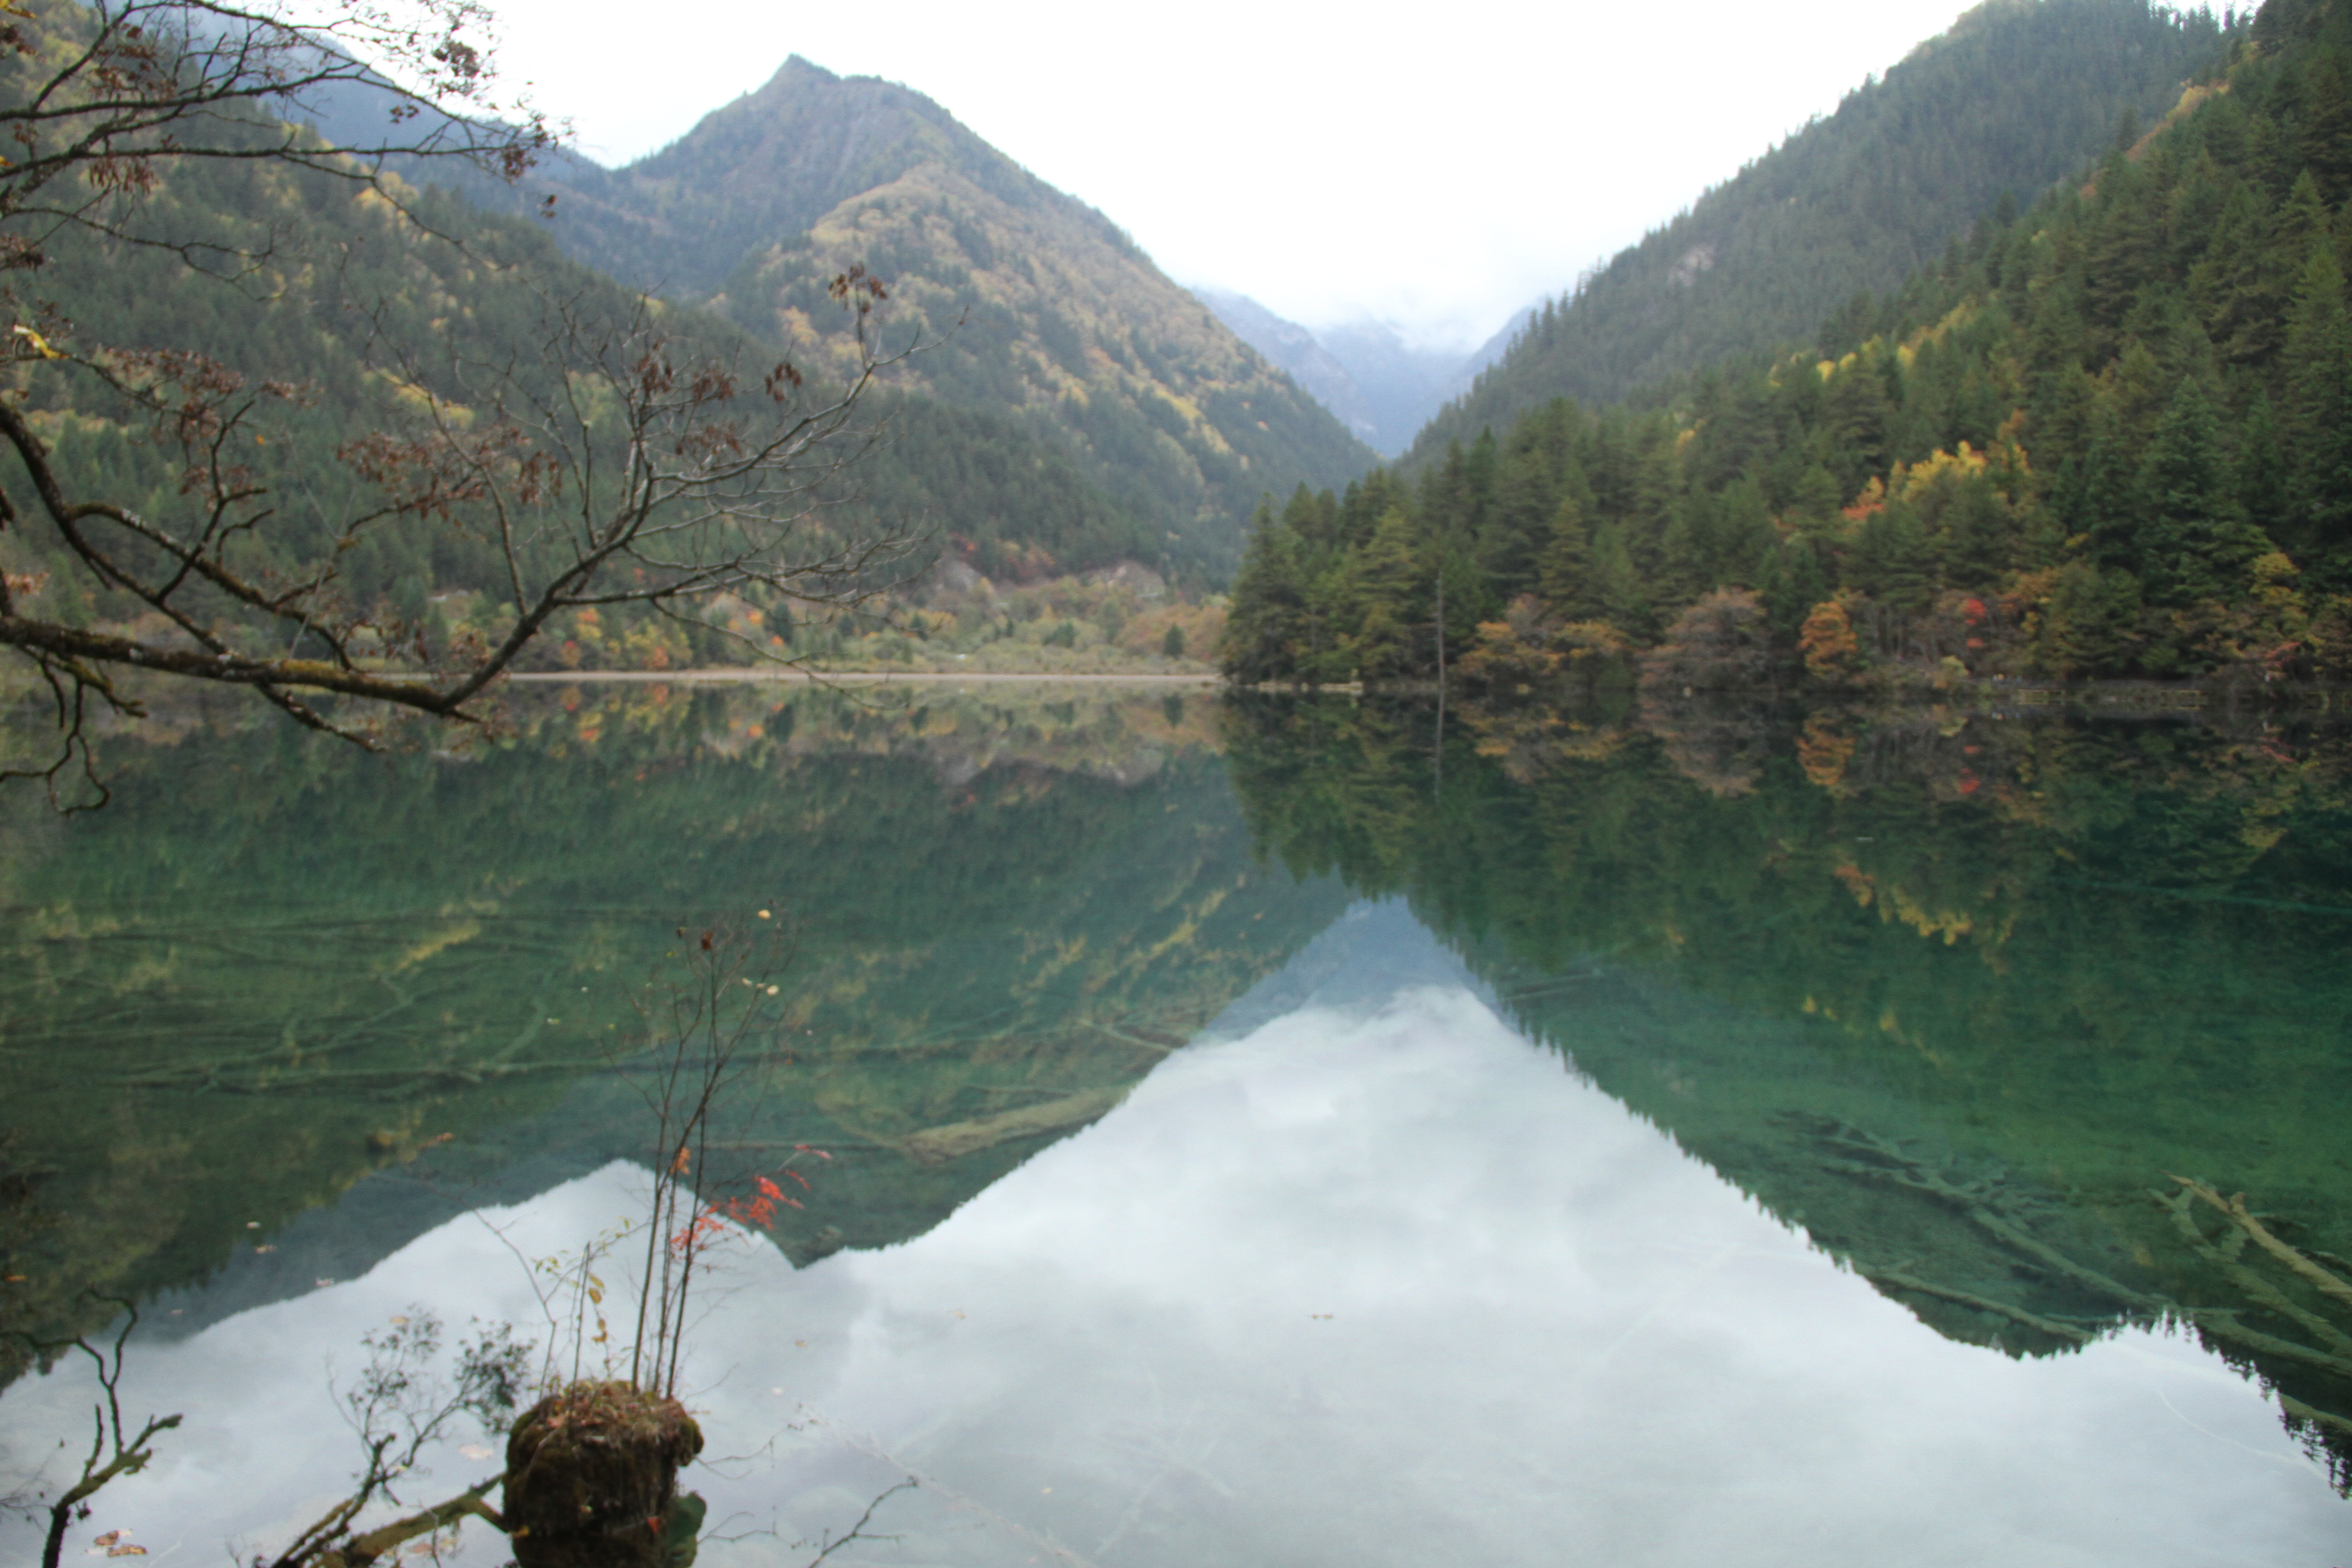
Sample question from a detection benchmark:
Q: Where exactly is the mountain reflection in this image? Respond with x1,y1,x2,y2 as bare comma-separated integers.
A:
0,683,1350,1379
1220,692,2352,1488
5,682,2349,1516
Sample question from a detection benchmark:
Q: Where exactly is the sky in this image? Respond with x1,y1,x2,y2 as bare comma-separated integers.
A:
471,0,1990,353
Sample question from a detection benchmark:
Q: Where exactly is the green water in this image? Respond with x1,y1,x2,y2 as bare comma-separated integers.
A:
0,685,1351,1364
1226,692,2352,1482
1,683,2348,1563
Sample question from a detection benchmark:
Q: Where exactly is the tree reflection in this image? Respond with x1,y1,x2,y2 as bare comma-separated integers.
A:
1222,691,2352,1489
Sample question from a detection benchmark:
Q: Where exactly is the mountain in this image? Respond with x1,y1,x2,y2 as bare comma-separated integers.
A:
408,59,1380,585
1193,289,1376,441
1221,0,2352,691
1405,0,2237,466
1430,306,1532,401
1194,290,1473,456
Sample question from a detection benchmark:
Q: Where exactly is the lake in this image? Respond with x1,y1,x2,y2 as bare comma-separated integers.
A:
2,682,2348,1565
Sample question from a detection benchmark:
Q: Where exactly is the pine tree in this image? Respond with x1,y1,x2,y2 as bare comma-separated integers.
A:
2046,561,2145,676
1759,535,1831,640
1221,501,1309,683
1938,477,2014,588
1348,506,1432,678
1537,492,1598,621
2239,389,2290,543
1589,520,1650,635
2141,374,2264,603
2280,244,2352,583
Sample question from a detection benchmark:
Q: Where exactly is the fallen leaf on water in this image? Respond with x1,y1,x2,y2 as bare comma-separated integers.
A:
245,1222,260,1230
108,1547,147,1558
458,1443,494,1461
92,1530,124,1546
254,1245,274,1254
314,1278,334,1288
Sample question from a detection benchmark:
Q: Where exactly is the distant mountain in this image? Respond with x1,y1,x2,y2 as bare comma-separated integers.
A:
1194,290,1477,457
1406,0,2235,465
384,59,1377,583
1438,307,1535,400
1193,289,1376,442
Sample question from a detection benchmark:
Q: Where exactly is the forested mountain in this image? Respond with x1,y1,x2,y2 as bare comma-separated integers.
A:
1407,0,2237,466
10,46,1371,674
420,58,1377,583
1223,0,2352,690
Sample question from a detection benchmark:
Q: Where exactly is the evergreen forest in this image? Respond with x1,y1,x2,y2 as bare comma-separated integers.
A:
1222,0,2352,692
1411,0,2236,456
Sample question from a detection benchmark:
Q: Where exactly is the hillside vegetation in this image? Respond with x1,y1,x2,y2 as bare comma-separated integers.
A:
1224,0,2352,691
1409,0,2235,465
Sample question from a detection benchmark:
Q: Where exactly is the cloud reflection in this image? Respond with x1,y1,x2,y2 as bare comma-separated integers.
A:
5,983,2344,1566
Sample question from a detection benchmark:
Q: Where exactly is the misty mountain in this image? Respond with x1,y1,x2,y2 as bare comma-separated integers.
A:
1193,290,1490,457
1440,306,1535,399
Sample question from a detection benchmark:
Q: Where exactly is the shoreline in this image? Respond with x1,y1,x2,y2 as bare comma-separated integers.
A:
508,668,1226,687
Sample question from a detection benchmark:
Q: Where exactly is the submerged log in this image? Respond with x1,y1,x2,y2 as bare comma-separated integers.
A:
504,1382,703,1568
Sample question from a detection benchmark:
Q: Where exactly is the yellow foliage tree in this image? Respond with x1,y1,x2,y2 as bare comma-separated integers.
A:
1798,598,1863,682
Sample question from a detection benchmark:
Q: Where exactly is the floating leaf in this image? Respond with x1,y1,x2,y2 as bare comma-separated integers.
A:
92,1530,124,1547
458,1443,495,1461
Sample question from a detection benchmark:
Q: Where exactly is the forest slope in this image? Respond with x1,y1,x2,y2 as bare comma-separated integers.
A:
1406,0,2235,466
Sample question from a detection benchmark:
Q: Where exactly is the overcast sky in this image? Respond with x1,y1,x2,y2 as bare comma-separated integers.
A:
476,0,1994,352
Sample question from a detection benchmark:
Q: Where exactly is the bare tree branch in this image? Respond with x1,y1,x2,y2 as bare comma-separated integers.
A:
0,1298,183,1568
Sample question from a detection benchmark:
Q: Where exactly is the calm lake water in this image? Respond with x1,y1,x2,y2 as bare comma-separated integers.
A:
2,683,2349,1565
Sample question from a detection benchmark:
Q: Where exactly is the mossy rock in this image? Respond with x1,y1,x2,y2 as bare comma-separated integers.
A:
505,1381,704,1568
